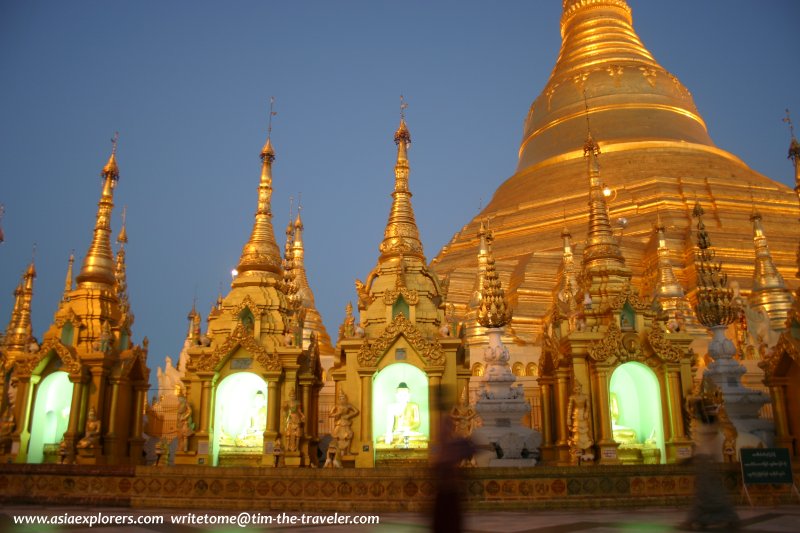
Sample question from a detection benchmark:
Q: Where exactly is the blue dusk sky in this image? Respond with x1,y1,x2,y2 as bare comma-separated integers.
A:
1,1,798,390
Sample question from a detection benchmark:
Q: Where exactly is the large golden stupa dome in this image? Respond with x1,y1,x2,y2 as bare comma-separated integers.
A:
432,0,798,343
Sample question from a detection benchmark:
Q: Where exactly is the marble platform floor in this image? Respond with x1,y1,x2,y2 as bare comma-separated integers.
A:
1,505,799,532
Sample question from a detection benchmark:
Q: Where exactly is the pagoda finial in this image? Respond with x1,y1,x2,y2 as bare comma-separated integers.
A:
76,134,120,286
3,260,36,352
555,226,579,307
187,297,199,340
581,101,624,269
293,196,304,246
282,196,298,303
62,251,75,302
0,204,5,244
750,210,787,293
693,202,736,327
477,226,512,328
237,104,282,276
262,97,277,160
379,100,424,261
654,219,684,299
115,209,132,327
117,205,128,245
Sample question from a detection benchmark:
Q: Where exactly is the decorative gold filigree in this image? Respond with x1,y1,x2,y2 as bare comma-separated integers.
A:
15,339,81,376
646,325,682,363
607,65,624,78
231,294,265,320
608,283,649,312
53,308,84,331
356,313,444,367
692,202,737,327
638,66,657,87
196,324,281,372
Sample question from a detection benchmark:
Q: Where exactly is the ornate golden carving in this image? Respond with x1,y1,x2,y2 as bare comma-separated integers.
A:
15,339,81,376
195,324,281,372
608,283,649,313
356,313,444,367
638,67,657,87
231,295,265,319
692,202,737,327
588,322,647,364
645,325,682,363
53,308,84,331
607,65,624,80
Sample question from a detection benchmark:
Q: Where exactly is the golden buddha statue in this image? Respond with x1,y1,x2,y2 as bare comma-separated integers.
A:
610,392,637,445
381,382,423,448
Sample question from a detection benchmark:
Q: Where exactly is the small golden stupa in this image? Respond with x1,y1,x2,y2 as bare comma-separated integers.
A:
332,110,466,467
179,123,322,467
1,140,151,465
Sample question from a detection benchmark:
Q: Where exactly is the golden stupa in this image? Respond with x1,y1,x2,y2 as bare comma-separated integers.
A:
432,0,799,343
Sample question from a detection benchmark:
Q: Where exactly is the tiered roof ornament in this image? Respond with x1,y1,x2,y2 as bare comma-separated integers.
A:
2,261,35,352
76,133,120,287
476,226,512,329
581,109,625,270
692,202,736,328
236,101,282,277
654,216,684,300
379,95,424,262
748,207,793,332
115,207,132,330
61,252,75,303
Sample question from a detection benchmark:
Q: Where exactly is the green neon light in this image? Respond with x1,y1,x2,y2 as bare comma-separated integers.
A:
211,372,268,466
609,361,666,463
28,371,73,463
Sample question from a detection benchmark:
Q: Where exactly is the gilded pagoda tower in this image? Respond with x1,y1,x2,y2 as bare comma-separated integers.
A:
2,144,150,465
179,127,321,467
539,131,695,465
332,114,466,467
432,0,799,352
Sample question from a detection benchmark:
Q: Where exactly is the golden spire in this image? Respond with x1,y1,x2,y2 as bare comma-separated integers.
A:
556,226,579,304
748,209,793,329
115,207,131,327
4,260,35,351
290,204,335,353
654,216,684,299
0,204,4,244
468,220,492,309
750,210,786,293
283,198,298,302
236,101,282,276
292,204,311,302
379,96,425,262
581,114,625,269
62,251,75,302
76,133,120,286
692,202,736,327
187,299,199,340
477,226,512,328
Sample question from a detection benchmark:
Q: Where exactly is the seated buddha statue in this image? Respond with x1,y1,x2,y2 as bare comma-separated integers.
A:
609,393,637,445
382,382,424,448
